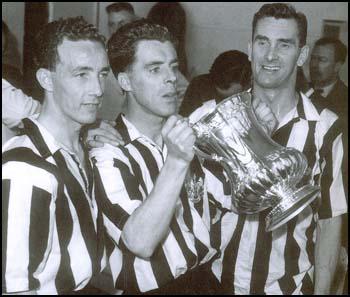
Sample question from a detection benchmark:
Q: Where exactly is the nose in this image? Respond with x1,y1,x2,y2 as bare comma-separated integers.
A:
90,75,104,98
164,67,177,84
266,45,278,61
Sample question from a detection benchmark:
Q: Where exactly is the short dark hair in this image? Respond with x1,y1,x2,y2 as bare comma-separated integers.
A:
106,2,134,15
253,3,307,47
107,18,177,75
34,16,106,70
210,50,251,89
314,37,347,64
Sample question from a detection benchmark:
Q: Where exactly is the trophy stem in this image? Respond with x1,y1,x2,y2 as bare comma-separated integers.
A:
265,184,320,232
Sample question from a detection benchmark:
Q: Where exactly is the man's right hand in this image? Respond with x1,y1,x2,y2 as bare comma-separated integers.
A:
161,115,196,163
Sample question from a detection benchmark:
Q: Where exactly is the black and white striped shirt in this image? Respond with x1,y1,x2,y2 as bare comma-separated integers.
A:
90,114,223,293
2,118,106,295
210,92,347,294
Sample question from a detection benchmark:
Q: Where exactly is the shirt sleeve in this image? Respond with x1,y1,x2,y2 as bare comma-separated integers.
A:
2,79,41,128
2,161,55,293
91,144,144,245
318,117,348,219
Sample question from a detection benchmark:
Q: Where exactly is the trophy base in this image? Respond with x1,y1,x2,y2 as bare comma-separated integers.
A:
265,184,320,232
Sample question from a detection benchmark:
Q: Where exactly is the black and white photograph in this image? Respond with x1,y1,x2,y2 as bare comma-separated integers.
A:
2,2,348,295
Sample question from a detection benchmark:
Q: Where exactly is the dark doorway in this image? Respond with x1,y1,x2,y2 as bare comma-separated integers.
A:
22,2,49,102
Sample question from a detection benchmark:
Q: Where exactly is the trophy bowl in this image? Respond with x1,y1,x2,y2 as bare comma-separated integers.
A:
191,91,320,231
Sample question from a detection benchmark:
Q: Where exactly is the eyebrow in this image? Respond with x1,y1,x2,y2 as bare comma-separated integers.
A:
73,66,110,72
145,59,178,67
254,35,296,45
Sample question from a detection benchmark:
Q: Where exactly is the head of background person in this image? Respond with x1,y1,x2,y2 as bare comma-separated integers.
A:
249,3,309,91
147,2,188,77
106,2,137,37
209,50,252,101
107,19,180,120
2,20,10,55
309,37,347,88
34,16,109,126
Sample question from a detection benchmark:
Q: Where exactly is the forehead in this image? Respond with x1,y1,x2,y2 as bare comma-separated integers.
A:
254,17,299,39
56,38,107,68
312,44,335,57
133,40,177,64
108,10,134,22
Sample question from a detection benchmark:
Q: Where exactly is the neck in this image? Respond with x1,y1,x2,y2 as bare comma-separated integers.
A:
37,100,82,153
253,82,298,122
124,97,165,146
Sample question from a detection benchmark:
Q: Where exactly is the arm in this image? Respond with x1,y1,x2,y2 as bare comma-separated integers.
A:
121,116,196,258
2,79,41,128
314,216,342,294
2,161,53,295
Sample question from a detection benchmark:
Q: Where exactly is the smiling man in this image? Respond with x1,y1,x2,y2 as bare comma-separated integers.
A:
2,17,109,294
211,3,347,295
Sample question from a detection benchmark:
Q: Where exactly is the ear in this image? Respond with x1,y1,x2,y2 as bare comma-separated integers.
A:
117,72,132,92
248,42,252,62
297,45,309,67
36,68,53,92
334,61,343,73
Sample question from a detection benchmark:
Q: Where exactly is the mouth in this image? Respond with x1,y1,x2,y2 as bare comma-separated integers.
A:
163,91,177,98
261,65,281,72
82,103,99,110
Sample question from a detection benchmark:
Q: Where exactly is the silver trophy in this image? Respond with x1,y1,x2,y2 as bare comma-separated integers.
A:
192,91,320,231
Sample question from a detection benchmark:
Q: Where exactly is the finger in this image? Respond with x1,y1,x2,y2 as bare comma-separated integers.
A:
162,115,182,136
93,135,123,147
87,140,105,149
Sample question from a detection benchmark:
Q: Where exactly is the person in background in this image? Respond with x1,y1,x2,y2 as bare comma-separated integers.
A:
2,16,110,295
309,36,348,296
179,50,251,116
106,2,138,36
210,3,347,294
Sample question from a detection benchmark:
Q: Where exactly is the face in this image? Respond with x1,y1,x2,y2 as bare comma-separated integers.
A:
50,38,110,127
310,44,338,86
108,10,135,36
249,17,307,89
123,40,179,119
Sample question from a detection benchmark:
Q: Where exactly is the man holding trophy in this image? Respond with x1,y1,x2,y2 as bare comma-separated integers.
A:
208,3,347,295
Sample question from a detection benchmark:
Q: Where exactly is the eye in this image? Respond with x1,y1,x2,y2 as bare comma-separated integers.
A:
76,72,88,78
279,43,290,49
149,67,160,74
99,72,109,79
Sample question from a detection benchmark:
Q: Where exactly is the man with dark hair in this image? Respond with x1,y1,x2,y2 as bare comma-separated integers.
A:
309,37,348,121
91,18,224,294
210,3,347,294
179,50,251,116
106,2,137,36
2,16,110,294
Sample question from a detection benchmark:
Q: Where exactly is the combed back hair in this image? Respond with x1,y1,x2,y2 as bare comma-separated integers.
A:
106,2,135,14
210,50,251,89
314,37,348,64
34,16,106,70
107,18,177,75
253,3,307,47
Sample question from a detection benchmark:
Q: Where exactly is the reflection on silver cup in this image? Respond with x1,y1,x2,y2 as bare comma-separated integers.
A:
192,91,320,231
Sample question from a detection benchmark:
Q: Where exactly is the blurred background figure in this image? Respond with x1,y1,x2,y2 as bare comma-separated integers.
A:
2,20,24,89
179,50,251,116
309,37,348,120
106,2,138,37
147,2,189,78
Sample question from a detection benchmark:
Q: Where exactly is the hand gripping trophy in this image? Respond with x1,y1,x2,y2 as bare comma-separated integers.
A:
191,91,320,231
